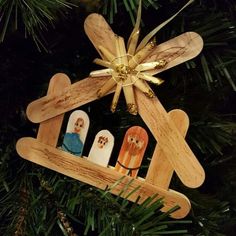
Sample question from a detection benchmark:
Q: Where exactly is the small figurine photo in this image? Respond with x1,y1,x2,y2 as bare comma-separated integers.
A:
88,130,114,167
62,110,89,156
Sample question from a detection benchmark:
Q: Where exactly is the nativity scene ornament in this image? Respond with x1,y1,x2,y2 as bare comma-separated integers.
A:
16,0,205,219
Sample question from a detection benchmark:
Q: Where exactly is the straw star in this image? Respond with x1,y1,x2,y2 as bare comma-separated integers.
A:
90,35,166,115
84,0,196,114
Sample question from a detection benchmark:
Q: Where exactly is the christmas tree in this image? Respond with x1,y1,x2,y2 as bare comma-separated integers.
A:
0,0,235,235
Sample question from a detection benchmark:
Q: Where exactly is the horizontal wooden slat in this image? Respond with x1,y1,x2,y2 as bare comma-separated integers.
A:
26,32,203,124
16,137,191,219
27,76,112,123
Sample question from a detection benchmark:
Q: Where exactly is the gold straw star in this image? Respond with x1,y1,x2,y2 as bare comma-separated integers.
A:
86,0,194,114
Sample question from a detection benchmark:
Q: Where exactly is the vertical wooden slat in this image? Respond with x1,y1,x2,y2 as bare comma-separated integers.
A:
37,73,71,146
146,109,189,189
136,88,205,188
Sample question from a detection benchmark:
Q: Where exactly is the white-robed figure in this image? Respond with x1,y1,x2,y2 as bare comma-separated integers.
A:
88,130,114,167
62,110,89,156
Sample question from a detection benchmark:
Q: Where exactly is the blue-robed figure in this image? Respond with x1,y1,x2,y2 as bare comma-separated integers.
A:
62,117,84,156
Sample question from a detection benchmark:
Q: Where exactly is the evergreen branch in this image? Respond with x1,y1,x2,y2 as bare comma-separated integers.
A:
0,0,76,51
182,3,236,91
101,0,161,25
188,115,236,158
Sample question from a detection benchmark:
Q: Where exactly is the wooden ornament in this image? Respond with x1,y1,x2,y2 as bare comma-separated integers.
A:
16,137,190,219
87,130,114,167
16,9,205,219
115,126,148,178
26,31,203,124
85,13,203,114
146,109,189,189
16,74,200,219
37,73,71,147
61,110,89,156
136,89,205,188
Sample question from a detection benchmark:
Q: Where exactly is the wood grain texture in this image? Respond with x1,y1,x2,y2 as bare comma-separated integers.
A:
26,77,112,123
135,90,205,188
37,73,71,146
26,32,203,124
84,13,116,59
26,76,205,188
146,109,189,189
115,126,148,177
88,130,114,167
16,137,191,219
144,32,203,75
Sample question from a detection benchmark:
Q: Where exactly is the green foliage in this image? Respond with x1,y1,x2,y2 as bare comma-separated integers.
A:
102,0,160,24
0,164,190,235
0,0,75,51
189,115,236,157
183,2,236,91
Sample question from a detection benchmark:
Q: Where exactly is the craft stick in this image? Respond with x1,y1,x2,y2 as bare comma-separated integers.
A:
138,73,164,85
88,130,114,167
61,110,89,157
26,76,205,188
143,32,203,75
84,13,116,59
136,88,205,188
26,77,111,123
146,109,189,190
115,126,148,178
37,73,71,147
16,137,191,219
26,32,204,123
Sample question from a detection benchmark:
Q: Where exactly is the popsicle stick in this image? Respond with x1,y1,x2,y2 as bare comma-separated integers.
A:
146,109,189,189
27,32,203,123
143,32,203,75
88,130,114,167
136,89,205,188
16,137,191,219
26,75,204,187
37,73,71,146
84,13,116,59
61,110,89,157
115,126,148,178
26,77,112,123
